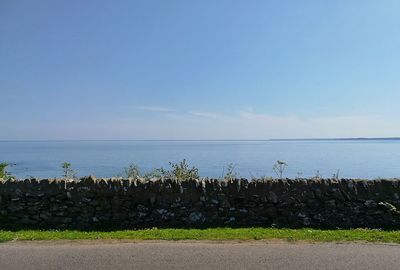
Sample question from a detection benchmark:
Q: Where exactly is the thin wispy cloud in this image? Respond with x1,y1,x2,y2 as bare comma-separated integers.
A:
135,106,175,112
4,108,398,140
87,109,398,140
189,111,224,119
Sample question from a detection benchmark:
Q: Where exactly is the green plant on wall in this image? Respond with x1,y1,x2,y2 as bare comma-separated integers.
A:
149,159,199,180
332,169,340,180
0,162,8,178
273,160,288,179
121,160,199,180
62,162,76,179
222,163,239,180
122,163,163,179
124,164,141,178
0,162,15,180
143,168,164,179
167,159,199,180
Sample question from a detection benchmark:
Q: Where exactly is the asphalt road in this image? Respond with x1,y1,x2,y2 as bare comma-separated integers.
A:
0,241,399,270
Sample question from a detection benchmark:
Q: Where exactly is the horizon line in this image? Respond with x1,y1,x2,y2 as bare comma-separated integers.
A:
1,137,400,142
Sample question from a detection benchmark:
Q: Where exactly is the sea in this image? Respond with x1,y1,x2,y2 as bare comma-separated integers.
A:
1,140,400,180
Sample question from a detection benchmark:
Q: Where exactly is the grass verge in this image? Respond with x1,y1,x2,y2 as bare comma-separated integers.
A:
0,228,400,243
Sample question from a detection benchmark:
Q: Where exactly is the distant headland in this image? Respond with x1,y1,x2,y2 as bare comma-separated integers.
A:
269,137,400,141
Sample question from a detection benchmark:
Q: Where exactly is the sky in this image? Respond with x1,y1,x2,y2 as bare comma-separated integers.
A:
1,0,400,140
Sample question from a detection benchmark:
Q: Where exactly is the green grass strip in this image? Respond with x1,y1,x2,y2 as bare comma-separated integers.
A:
0,228,400,243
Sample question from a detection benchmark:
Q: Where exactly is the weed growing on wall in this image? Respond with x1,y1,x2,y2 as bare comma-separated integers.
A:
273,160,288,179
62,162,76,179
123,159,199,180
0,162,15,180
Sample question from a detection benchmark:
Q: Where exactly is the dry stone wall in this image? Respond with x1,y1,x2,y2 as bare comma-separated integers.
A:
0,177,400,229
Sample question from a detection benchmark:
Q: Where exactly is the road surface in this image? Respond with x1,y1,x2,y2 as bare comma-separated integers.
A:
0,241,399,270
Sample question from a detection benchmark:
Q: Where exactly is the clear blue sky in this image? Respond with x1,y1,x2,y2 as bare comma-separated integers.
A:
1,0,400,140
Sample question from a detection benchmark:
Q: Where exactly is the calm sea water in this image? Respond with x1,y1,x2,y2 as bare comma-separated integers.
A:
1,140,400,179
